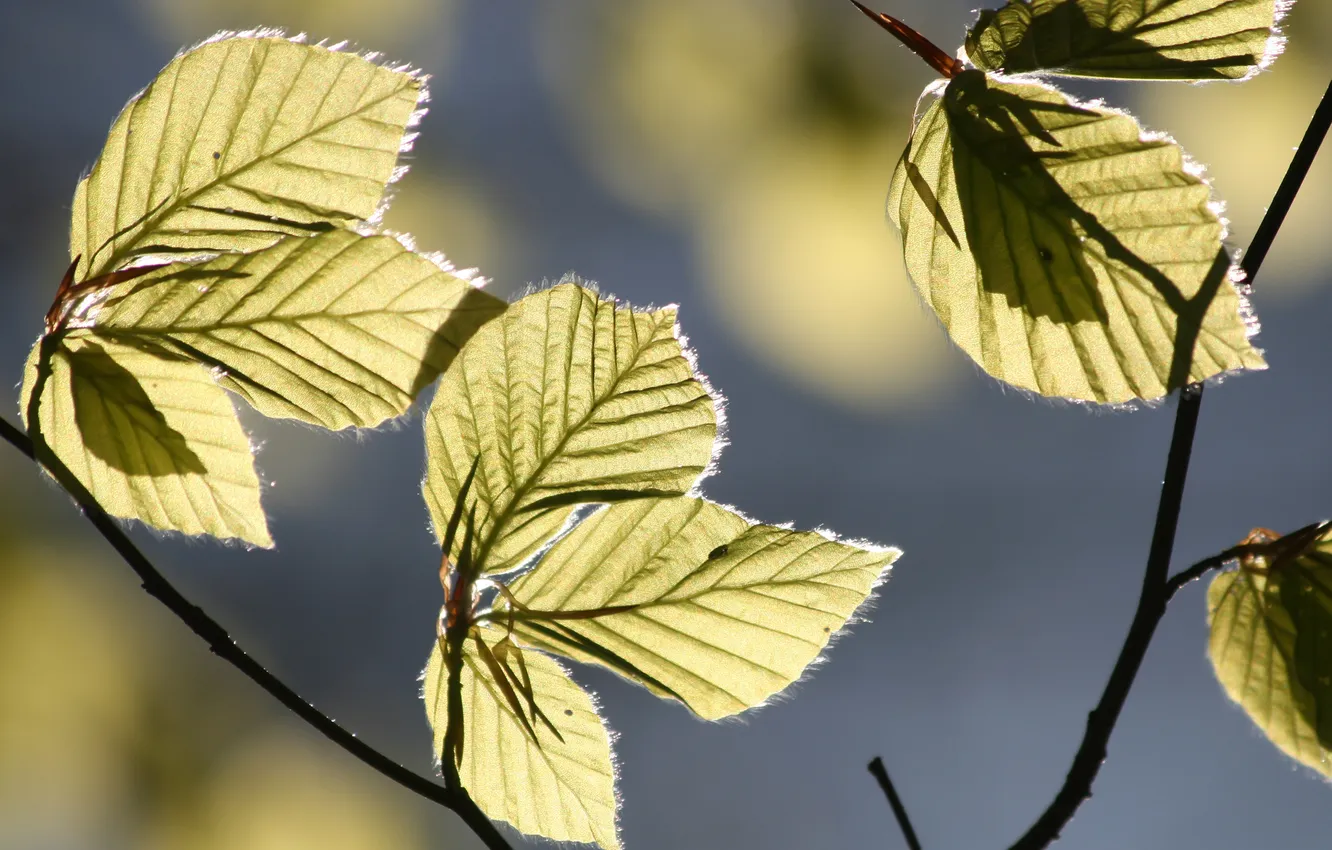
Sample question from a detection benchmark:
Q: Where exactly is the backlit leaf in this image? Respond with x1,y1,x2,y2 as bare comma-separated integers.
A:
1208,525,1332,777
90,229,505,430
889,71,1264,403
422,283,718,575
19,334,269,546
422,626,619,849
505,497,897,720
70,34,423,281
966,0,1289,81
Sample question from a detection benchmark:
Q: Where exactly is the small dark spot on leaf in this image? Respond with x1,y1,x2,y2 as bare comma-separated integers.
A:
823,626,831,634
1038,247,1053,262
564,709,573,717
708,544,729,560
213,151,220,160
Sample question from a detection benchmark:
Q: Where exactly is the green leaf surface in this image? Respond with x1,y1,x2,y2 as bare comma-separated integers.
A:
506,497,898,720
1208,528,1332,777
966,0,1288,81
422,626,619,849
423,283,718,575
71,34,422,281
19,334,270,546
90,229,505,430
889,71,1264,404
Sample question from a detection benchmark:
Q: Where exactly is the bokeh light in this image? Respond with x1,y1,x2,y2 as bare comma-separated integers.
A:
379,169,517,291
539,0,960,409
134,0,458,64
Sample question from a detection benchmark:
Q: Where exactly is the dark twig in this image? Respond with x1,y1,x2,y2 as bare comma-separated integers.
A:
0,417,513,850
1163,544,1265,602
1006,77,1332,850
868,756,924,850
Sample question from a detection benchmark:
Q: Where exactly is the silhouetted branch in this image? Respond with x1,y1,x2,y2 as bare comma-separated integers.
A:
1005,77,1332,850
868,756,924,850
0,415,512,850
1164,543,1266,601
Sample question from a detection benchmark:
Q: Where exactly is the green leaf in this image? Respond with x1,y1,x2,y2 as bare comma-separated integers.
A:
19,334,270,546
1208,526,1332,777
889,71,1264,404
965,0,1289,81
89,229,505,430
422,282,718,575
422,626,619,849
70,34,423,281
504,497,898,720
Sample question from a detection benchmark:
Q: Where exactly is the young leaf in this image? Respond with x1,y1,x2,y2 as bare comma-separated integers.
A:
422,283,718,575
890,70,1264,404
504,497,898,720
1208,526,1332,776
89,229,505,430
966,0,1289,81
70,34,423,281
19,334,269,546
422,626,619,850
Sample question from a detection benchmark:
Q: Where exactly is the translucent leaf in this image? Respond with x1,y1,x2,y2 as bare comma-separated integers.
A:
966,0,1289,81
889,71,1264,404
1208,527,1332,776
90,229,505,430
505,497,898,720
422,283,718,575
19,334,269,546
422,625,619,849
70,34,423,281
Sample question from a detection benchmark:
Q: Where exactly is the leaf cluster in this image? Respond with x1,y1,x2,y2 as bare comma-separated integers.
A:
21,34,505,546
885,0,1288,403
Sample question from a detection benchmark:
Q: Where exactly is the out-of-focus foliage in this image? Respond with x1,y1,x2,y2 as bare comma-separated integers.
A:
21,34,503,546
379,170,520,296
135,0,458,60
538,0,957,410
0,531,426,850
420,284,898,848
1208,524,1332,777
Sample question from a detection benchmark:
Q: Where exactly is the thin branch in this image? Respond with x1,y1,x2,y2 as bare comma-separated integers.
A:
1163,544,1265,602
1004,77,1332,850
0,417,513,850
868,756,924,850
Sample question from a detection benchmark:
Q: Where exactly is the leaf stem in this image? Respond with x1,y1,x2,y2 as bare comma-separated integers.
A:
0,414,513,850
1163,543,1267,602
1005,76,1332,850
868,756,924,850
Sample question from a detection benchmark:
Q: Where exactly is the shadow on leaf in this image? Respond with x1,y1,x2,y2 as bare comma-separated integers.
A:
409,285,509,397
970,1,1257,80
69,342,206,475
941,70,1231,392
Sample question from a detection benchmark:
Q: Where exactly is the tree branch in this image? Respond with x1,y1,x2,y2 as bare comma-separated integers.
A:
1163,543,1265,602
1005,76,1332,850
868,756,924,850
0,416,513,850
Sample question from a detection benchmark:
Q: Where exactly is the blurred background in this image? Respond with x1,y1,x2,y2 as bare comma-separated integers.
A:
2,1,1331,848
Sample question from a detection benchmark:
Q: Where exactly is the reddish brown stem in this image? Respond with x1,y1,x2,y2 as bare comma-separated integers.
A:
846,1,962,79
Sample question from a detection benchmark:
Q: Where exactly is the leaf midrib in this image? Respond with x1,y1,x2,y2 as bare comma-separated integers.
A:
95,60,413,279
473,308,673,573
